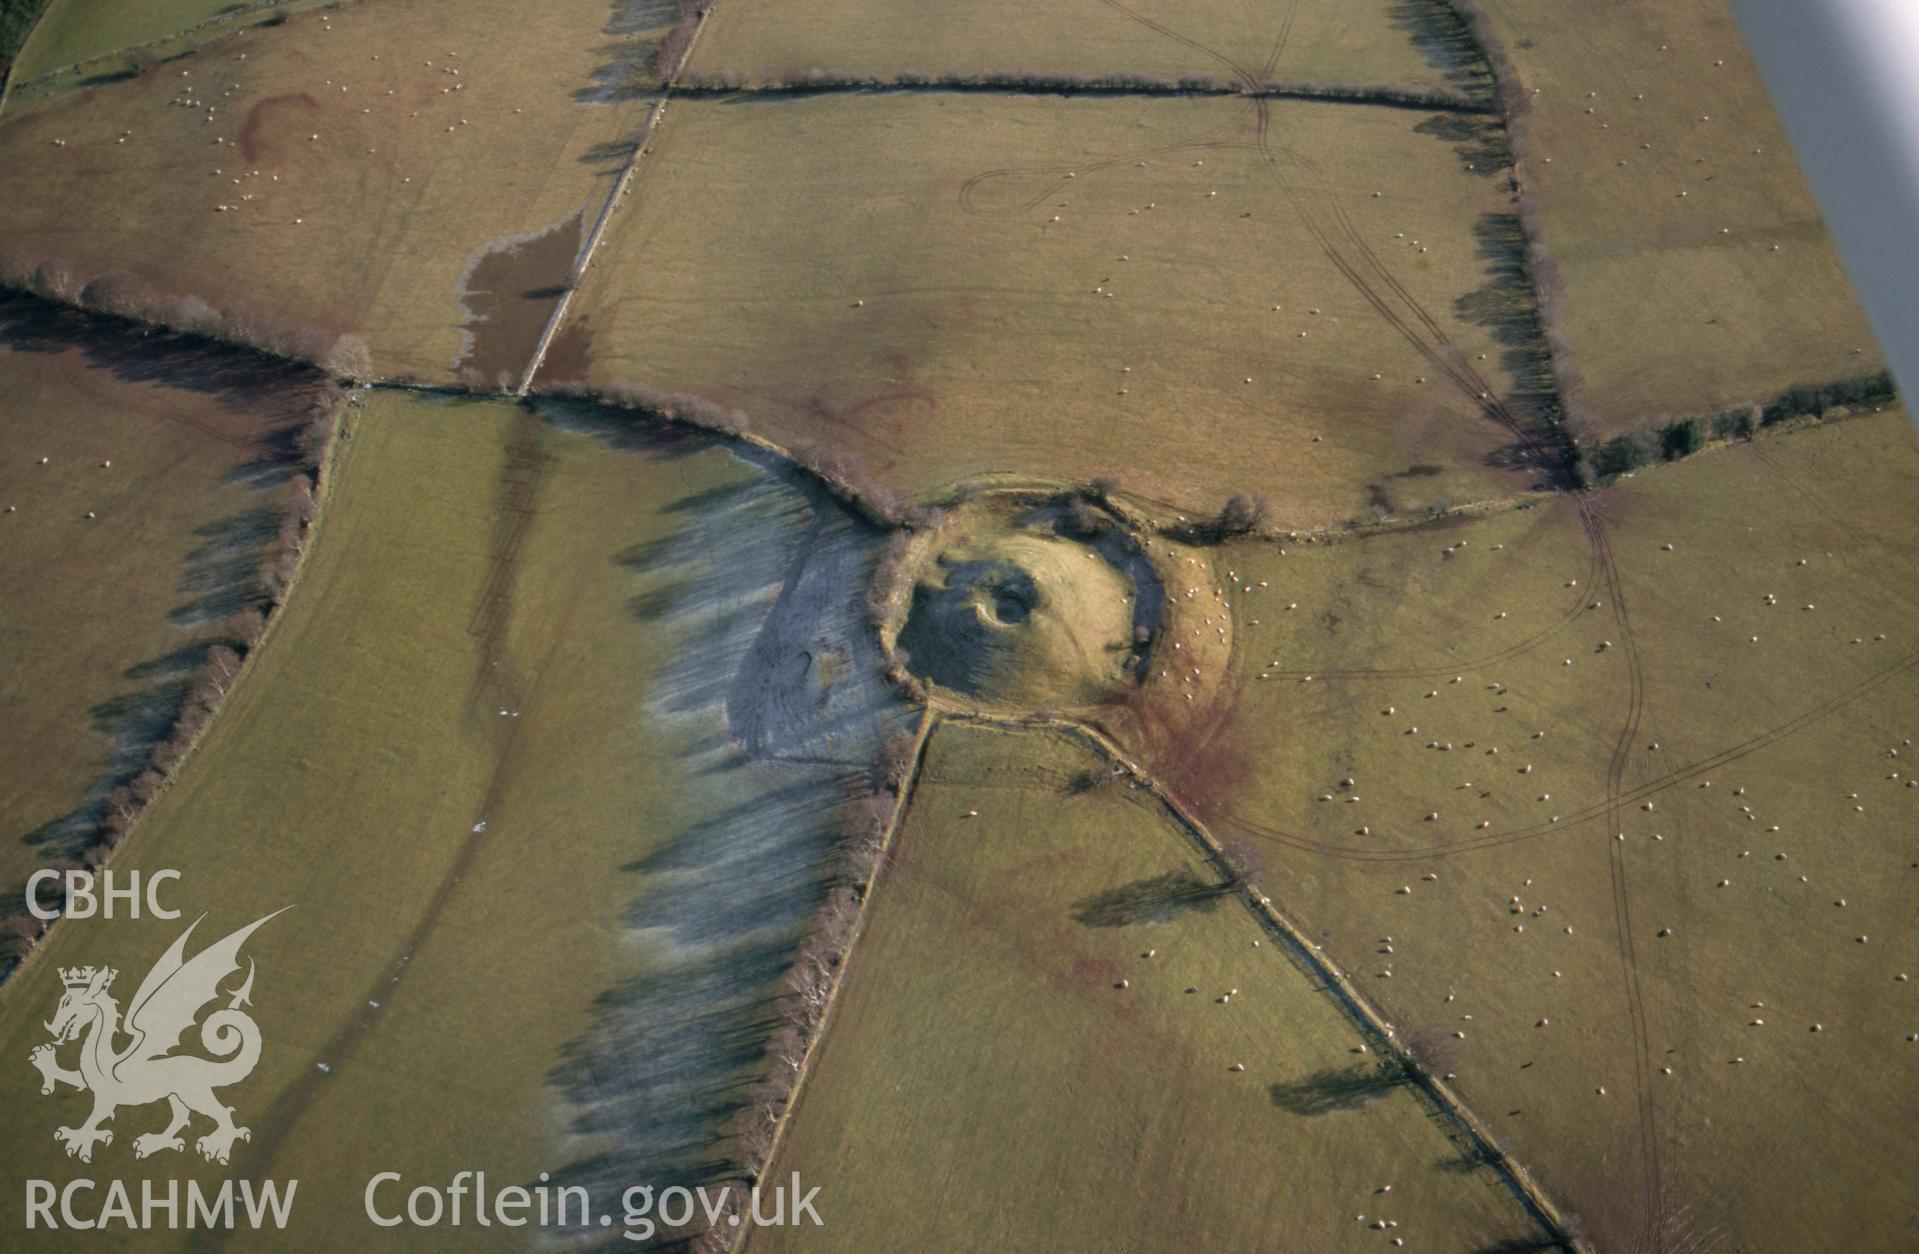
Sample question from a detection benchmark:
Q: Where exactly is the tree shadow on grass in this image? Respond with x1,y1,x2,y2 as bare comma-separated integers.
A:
1,297,317,921
0,295,330,412
545,934,800,1196
577,133,643,170
1455,211,1574,487
1388,0,1495,99
539,407,915,1218
575,0,679,105
168,508,277,625
1072,868,1229,928
1439,1140,1503,1173
224,419,315,490
1267,1060,1412,1116
15,505,269,865
1414,110,1508,176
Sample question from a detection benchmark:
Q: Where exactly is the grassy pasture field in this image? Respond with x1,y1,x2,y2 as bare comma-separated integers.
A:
0,390,907,1247
1477,1,1883,434
688,0,1481,92
753,721,1551,1252
8,0,332,93
1117,410,1919,1250
0,0,647,381
0,297,329,902
547,91,1550,526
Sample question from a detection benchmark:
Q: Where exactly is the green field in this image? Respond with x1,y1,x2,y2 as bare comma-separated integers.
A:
1475,1,1882,434
755,721,1551,1251
8,0,329,90
0,0,645,381
548,90,1544,526
0,298,329,902
689,0,1479,91
0,390,909,1247
1102,409,1919,1250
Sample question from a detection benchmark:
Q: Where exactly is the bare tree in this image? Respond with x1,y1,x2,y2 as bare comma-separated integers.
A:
1215,493,1271,539
874,731,917,793
80,271,156,318
225,607,268,648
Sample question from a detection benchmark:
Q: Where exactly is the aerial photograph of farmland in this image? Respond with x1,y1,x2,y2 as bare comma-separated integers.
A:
1,0,1914,1250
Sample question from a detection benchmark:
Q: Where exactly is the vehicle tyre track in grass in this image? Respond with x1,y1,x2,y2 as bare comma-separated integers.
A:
1245,26,1660,1230
946,9,1809,1241
956,111,1259,217
1096,0,1276,91
1582,494,1666,1249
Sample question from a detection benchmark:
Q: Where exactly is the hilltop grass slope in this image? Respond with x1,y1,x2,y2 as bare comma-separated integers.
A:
1479,0,1882,434
1106,410,1919,1251
689,0,1481,93
548,90,1547,526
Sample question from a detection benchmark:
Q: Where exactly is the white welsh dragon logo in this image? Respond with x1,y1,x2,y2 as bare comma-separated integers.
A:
28,909,286,1165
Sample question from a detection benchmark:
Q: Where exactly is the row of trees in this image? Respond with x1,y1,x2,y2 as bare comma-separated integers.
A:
1582,370,1898,481
537,379,948,530
689,728,919,1248
794,440,939,530
1435,2,1598,489
1762,371,1896,424
6,393,342,961
1163,491,1271,544
0,250,372,377
1438,0,1528,122
1511,196,1592,440
649,0,706,79
539,377,750,435
672,68,1485,111
865,530,914,632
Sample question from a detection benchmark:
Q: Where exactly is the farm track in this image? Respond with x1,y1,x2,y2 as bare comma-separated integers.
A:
931,4,1597,1248
1584,498,1665,1249
860,4,1885,1248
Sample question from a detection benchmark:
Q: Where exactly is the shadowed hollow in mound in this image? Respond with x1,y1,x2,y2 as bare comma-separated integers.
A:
897,526,1146,709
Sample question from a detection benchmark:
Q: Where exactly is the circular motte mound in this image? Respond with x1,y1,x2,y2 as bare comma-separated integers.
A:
898,528,1141,710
